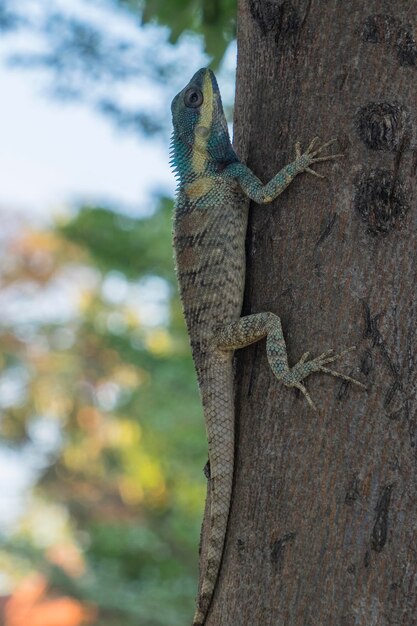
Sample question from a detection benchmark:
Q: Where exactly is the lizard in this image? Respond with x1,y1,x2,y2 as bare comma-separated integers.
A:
170,67,365,626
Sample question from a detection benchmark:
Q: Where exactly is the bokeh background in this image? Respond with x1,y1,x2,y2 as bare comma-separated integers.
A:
0,1,236,624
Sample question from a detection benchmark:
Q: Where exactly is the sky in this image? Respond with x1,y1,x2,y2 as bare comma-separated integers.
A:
0,43,173,221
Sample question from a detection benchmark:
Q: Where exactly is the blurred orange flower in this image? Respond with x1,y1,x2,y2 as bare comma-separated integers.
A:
4,574,96,626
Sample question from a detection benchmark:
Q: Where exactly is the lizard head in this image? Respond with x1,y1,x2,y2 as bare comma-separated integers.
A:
170,68,237,178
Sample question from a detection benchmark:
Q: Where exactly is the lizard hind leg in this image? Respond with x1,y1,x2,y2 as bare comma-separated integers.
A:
213,312,365,410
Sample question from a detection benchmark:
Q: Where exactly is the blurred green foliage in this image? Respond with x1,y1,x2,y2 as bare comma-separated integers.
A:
0,199,207,625
61,202,175,281
141,0,236,62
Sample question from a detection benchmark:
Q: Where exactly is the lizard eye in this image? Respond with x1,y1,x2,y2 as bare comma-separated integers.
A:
184,88,203,108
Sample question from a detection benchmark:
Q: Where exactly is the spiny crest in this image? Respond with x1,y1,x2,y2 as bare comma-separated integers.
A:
169,131,193,185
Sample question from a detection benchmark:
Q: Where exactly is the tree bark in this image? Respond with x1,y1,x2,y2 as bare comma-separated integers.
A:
207,1,417,624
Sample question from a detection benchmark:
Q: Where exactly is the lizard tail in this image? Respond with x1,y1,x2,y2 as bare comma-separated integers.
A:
192,355,235,626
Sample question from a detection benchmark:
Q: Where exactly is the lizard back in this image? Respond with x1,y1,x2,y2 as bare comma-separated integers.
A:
174,183,247,378
171,68,247,625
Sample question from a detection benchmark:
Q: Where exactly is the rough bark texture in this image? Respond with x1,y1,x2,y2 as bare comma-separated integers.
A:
205,1,417,624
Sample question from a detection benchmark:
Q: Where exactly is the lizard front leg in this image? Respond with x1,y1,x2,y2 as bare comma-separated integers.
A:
223,138,342,203
213,312,365,411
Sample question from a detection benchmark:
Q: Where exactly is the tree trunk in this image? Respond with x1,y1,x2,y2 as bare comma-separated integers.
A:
207,1,417,624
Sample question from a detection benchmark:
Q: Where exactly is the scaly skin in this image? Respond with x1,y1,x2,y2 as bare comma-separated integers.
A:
170,68,365,626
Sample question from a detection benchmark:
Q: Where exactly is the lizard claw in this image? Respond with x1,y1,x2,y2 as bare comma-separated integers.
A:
279,345,366,409
309,138,337,157
312,153,344,163
305,167,325,178
296,136,343,178
306,136,320,152
313,346,366,389
317,345,355,365
318,366,367,388
293,381,317,411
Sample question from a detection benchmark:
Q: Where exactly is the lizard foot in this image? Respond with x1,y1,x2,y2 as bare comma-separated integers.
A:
273,346,366,411
294,137,343,178
214,312,365,411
